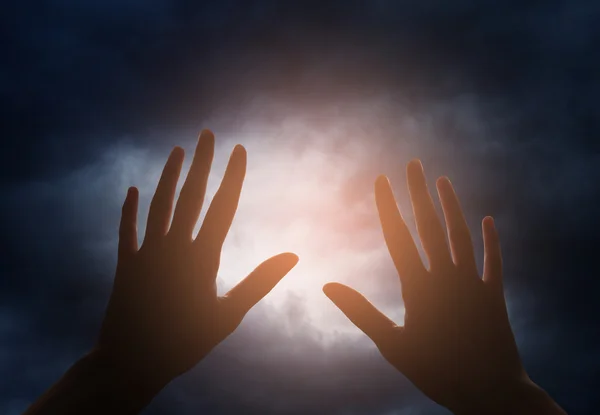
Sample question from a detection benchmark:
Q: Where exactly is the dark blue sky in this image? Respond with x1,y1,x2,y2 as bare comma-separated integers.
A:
2,1,599,414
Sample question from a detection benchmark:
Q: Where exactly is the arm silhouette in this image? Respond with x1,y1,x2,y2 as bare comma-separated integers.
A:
25,130,299,414
324,160,566,415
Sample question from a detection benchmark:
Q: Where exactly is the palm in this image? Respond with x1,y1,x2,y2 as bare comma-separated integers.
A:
324,160,525,413
108,239,221,380
390,266,522,410
98,130,298,387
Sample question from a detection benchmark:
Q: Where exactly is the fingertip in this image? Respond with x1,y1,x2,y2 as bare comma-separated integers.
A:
231,144,247,165
171,146,185,161
482,216,500,245
234,143,246,154
376,175,396,202
222,144,247,179
407,159,423,174
322,282,344,297
124,187,138,209
482,215,502,286
267,252,299,275
375,174,389,188
200,128,214,138
281,252,299,267
436,175,451,189
198,129,215,149
406,160,425,189
483,215,496,230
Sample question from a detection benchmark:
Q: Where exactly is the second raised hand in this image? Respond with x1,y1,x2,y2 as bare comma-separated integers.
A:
97,130,299,392
322,160,563,415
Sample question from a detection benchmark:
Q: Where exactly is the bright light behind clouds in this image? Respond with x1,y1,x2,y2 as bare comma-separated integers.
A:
215,132,403,335
199,118,406,337
43,95,499,413
105,107,414,340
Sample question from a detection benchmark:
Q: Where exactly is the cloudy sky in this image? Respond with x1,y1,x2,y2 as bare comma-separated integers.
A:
2,1,600,414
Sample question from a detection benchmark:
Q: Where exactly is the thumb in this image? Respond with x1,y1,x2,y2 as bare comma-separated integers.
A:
323,282,398,347
220,253,299,327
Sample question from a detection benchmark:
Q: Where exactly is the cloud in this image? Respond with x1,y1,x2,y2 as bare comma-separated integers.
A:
2,1,600,414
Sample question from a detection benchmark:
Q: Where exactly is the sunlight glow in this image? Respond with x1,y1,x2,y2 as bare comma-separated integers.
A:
106,111,413,338
203,122,406,335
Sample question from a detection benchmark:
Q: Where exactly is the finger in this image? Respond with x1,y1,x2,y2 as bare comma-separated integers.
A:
221,253,299,323
169,130,215,239
323,282,397,346
118,186,139,259
436,177,478,274
375,175,427,286
144,147,185,242
406,159,453,272
482,216,503,288
195,145,246,260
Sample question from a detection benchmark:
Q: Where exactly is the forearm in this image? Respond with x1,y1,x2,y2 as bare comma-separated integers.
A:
24,349,166,415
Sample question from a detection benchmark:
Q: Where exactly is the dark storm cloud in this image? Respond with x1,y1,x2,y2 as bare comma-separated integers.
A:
2,0,600,414
5,0,599,179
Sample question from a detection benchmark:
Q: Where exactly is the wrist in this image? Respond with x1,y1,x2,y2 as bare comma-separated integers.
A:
452,376,565,415
81,348,169,411
24,348,169,415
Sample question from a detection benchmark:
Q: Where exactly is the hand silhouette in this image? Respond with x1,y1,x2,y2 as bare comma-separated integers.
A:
26,130,298,414
324,160,565,415
99,130,298,387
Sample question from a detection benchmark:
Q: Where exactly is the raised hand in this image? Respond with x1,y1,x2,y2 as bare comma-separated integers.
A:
324,160,566,415
99,130,298,386
26,130,298,414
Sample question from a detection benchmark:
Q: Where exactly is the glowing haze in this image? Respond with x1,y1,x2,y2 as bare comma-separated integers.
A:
3,1,598,413
38,93,505,414
104,97,423,338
